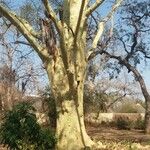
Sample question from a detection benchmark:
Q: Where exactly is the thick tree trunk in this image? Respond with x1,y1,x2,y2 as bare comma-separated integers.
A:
46,55,94,149
128,70,150,134
46,1,95,148
56,95,94,150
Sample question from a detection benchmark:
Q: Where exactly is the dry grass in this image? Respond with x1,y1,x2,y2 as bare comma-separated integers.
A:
87,125,150,150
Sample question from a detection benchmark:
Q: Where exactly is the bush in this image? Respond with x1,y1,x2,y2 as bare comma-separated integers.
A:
115,116,145,130
115,117,133,130
0,102,56,150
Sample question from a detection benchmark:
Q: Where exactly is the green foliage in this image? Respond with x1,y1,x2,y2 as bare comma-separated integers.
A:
0,102,56,150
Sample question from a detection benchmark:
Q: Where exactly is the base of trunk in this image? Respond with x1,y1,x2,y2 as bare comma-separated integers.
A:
55,100,95,150
56,133,94,150
145,112,150,134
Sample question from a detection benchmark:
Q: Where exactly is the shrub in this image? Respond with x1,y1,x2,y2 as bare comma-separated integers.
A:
114,115,145,130
0,102,56,150
115,117,133,130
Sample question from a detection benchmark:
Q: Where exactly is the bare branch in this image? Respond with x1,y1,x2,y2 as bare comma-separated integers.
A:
14,41,31,46
107,93,126,109
86,0,105,17
41,0,62,34
0,5,49,60
138,50,150,59
104,0,123,22
74,0,87,43
125,22,138,61
92,21,105,49
88,0,123,56
119,37,129,54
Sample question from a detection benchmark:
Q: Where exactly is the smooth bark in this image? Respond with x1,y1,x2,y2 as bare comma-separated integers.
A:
46,53,94,149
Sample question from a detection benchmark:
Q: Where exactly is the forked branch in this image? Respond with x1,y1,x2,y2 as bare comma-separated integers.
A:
92,0,123,49
88,0,123,59
41,0,62,34
86,0,105,17
0,5,49,60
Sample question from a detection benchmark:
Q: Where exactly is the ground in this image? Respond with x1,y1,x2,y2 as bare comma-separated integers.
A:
87,125,150,150
1,125,150,149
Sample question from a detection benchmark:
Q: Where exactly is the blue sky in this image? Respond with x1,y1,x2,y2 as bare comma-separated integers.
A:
1,0,150,93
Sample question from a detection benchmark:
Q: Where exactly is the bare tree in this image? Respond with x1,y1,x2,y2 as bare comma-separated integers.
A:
96,0,150,134
0,22,45,110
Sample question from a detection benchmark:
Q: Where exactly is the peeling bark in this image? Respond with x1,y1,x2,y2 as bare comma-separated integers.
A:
46,54,94,149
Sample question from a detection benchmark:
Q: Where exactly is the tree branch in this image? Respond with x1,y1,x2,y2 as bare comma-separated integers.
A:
14,41,31,46
125,22,138,61
107,93,126,110
88,0,123,56
138,50,150,59
101,49,150,100
119,37,129,54
41,0,62,34
88,35,111,60
92,21,105,49
86,0,105,17
0,5,49,60
74,0,87,43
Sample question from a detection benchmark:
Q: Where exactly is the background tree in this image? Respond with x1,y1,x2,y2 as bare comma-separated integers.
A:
84,72,141,114
0,20,45,110
97,0,150,133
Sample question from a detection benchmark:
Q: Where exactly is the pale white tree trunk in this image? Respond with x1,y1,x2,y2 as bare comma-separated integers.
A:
46,49,94,149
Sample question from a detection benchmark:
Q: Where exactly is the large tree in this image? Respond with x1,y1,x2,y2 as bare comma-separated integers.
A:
0,0,122,149
97,0,150,133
